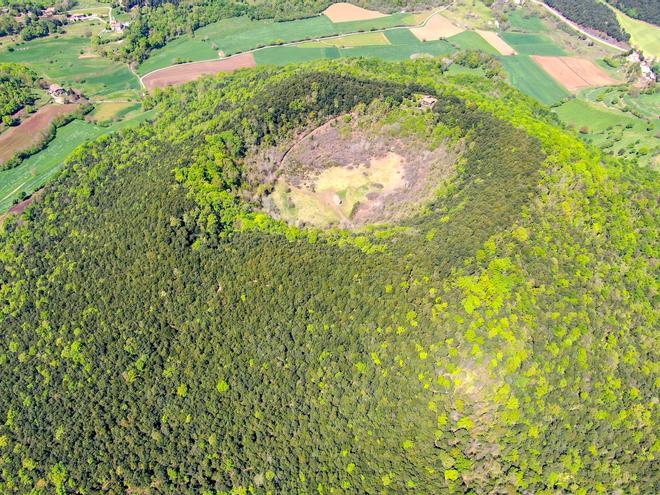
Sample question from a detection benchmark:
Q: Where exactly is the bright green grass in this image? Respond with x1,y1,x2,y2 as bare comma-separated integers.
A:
300,32,390,48
613,9,660,57
0,35,140,99
554,98,658,167
500,32,565,55
254,46,340,65
383,28,420,45
581,86,660,120
138,14,416,75
506,11,547,33
500,55,569,105
0,110,155,212
448,31,499,55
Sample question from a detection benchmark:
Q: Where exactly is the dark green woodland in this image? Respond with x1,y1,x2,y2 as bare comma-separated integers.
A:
0,59,657,494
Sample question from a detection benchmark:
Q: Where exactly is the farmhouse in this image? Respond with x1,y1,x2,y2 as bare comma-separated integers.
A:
48,84,67,103
109,20,128,33
420,95,438,109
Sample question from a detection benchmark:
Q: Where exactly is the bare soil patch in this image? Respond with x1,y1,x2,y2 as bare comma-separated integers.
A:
254,109,458,228
142,53,257,91
411,14,464,41
532,56,617,91
323,3,387,23
0,104,80,165
476,30,516,55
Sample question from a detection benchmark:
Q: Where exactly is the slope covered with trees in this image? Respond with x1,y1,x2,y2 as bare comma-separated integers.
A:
0,60,657,494
607,0,660,25
544,0,630,41
0,63,38,123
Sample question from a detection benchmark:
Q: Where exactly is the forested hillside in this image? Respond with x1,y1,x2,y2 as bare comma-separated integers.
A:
0,63,37,122
607,0,660,25
0,59,656,494
544,0,630,41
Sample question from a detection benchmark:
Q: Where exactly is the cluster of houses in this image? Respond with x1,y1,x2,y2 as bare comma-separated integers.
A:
627,51,657,87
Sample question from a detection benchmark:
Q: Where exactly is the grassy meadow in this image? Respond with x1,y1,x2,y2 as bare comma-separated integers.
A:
500,32,566,56
554,98,658,167
448,31,499,55
0,30,140,100
613,9,660,58
499,55,570,105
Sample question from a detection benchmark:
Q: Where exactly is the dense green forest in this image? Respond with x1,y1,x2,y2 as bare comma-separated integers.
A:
544,0,630,41
607,0,660,25
0,59,656,494
0,63,38,123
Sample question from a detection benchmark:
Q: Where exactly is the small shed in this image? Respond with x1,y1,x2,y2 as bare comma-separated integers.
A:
420,95,438,109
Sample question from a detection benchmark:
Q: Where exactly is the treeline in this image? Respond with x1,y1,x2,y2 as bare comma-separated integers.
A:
607,0,660,25
0,63,37,122
544,0,630,41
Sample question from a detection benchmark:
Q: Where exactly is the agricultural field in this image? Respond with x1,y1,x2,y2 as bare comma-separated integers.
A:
0,31,141,100
0,109,155,212
410,13,464,41
499,55,570,105
612,7,660,58
138,13,418,76
300,32,390,48
0,104,80,164
441,0,497,30
532,56,618,91
448,31,499,55
554,98,658,167
500,32,566,56
88,102,142,123
506,11,547,33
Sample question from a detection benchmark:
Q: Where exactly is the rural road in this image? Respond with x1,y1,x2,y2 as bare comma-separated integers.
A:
137,4,454,89
529,0,626,52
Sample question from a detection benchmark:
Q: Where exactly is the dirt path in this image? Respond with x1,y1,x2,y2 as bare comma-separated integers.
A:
529,0,626,52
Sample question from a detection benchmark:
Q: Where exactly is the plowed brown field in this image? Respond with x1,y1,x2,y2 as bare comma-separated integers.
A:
142,53,257,91
532,56,617,91
0,104,80,164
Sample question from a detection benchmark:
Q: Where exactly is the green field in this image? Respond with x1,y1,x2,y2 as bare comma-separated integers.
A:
613,9,660,57
581,86,660,120
0,110,155,212
554,99,658,167
301,32,391,48
500,32,566,55
138,14,417,75
506,11,547,33
254,28,454,66
0,33,141,99
500,55,570,105
448,31,499,55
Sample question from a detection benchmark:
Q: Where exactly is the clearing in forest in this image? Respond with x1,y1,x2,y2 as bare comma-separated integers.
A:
0,104,80,164
410,14,464,41
323,3,387,23
532,56,617,92
256,103,458,228
475,30,516,55
142,53,256,91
